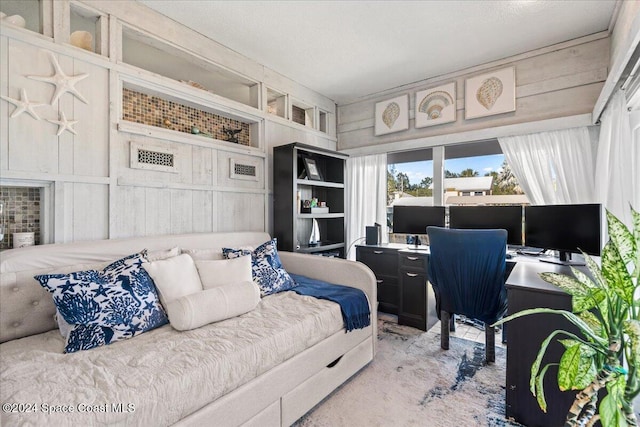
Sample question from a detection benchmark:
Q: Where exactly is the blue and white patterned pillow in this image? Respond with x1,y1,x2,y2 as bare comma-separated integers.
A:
222,238,296,297
35,253,168,353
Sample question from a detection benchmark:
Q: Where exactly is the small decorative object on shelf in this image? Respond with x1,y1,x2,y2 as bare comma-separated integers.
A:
303,158,322,181
2,14,26,28
308,219,320,246
70,30,93,51
191,126,212,138
301,199,329,214
223,126,242,143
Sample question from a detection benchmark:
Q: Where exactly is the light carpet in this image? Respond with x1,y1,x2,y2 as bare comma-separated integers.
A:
294,319,524,427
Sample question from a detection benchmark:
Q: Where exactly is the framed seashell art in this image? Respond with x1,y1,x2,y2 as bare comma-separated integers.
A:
464,66,516,120
415,82,456,128
374,94,409,136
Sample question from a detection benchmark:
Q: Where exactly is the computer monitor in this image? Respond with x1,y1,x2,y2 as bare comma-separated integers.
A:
392,205,446,247
524,203,602,265
449,205,523,246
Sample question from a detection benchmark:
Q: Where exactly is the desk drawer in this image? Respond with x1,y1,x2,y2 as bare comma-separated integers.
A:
399,252,427,269
357,248,398,276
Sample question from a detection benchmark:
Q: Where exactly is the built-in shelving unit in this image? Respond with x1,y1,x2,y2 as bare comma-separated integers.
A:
1,1,336,139
119,76,263,150
0,0,336,243
273,142,347,258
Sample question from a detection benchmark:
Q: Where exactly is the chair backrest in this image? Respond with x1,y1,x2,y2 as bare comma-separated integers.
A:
426,226,507,324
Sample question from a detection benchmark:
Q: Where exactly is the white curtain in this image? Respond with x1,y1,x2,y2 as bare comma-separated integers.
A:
345,153,388,260
595,89,639,227
498,127,596,205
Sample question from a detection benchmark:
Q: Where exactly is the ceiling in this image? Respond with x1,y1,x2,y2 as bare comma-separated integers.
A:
139,0,617,105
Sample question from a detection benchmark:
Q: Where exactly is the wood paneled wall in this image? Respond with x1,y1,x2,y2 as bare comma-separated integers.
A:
0,1,336,244
337,35,609,154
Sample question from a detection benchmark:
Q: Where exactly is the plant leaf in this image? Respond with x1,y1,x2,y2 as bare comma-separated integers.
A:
578,311,605,338
571,267,606,304
559,339,597,357
624,320,640,371
599,394,623,427
530,332,559,395
558,345,581,391
601,375,626,427
539,272,599,313
559,339,580,349
632,206,640,245
602,240,634,305
535,363,553,413
607,209,636,266
582,250,608,289
631,206,640,283
570,266,600,292
558,343,597,390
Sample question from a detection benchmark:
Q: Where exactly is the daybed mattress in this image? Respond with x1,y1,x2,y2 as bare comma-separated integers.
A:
1,291,343,426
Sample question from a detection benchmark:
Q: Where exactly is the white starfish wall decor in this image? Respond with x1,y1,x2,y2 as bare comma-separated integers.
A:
27,52,89,105
0,88,46,120
47,111,78,136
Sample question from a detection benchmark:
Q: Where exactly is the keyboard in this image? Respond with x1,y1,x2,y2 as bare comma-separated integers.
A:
513,246,545,256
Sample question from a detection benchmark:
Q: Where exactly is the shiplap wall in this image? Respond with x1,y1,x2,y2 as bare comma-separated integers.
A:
337,35,609,154
0,0,337,244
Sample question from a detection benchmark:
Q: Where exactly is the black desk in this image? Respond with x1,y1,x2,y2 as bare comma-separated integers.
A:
358,244,584,425
505,261,584,427
355,244,545,331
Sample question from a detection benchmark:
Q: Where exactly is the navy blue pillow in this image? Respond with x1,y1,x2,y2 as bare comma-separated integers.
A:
35,253,168,353
223,238,296,296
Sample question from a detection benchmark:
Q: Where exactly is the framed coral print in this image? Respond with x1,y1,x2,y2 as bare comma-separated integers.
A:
464,66,516,120
415,82,456,128
374,94,409,136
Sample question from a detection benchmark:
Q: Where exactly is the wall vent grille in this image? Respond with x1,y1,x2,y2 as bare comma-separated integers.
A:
130,141,179,174
234,163,256,177
138,149,174,168
230,158,259,181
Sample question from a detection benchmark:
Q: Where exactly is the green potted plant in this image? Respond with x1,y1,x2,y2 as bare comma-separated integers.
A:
496,206,639,426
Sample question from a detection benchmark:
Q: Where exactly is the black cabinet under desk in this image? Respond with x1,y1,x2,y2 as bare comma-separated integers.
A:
398,249,438,331
356,245,399,315
505,261,585,427
356,244,437,331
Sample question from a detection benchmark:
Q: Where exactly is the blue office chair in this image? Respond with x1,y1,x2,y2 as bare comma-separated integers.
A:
426,226,507,363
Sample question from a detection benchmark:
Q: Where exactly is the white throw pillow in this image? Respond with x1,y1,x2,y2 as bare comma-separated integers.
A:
166,281,260,331
142,254,203,307
195,256,253,289
146,246,180,262
182,248,224,260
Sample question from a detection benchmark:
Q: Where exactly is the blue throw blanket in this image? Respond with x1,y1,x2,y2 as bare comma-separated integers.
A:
289,274,371,332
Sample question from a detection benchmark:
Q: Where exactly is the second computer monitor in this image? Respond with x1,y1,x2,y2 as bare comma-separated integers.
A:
449,205,523,246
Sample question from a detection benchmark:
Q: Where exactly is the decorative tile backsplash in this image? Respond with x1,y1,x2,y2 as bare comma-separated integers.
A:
122,89,251,146
0,187,41,249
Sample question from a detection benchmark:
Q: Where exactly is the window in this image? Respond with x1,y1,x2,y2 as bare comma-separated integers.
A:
444,140,526,205
387,140,529,242
387,148,434,243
